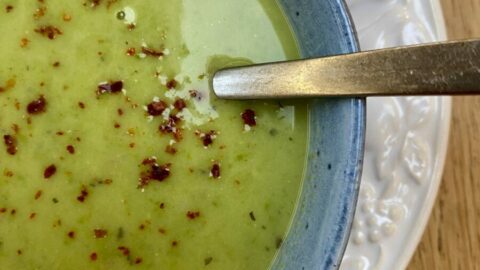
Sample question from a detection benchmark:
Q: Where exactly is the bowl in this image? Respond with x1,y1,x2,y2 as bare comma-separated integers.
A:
272,1,365,269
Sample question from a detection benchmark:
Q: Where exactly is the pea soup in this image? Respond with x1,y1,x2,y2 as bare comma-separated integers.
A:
0,0,308,269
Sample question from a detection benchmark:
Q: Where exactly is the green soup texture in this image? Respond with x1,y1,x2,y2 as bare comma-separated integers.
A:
0,1,308,269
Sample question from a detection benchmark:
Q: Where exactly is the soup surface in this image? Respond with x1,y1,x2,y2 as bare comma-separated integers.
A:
0,1,308,269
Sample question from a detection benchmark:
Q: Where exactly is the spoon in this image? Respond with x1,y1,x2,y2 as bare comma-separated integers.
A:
212,39,480,99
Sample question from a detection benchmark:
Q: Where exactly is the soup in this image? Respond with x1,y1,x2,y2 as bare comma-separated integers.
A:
0,0,308,269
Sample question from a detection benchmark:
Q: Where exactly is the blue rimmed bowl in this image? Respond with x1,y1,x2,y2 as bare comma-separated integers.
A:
272,1,365,269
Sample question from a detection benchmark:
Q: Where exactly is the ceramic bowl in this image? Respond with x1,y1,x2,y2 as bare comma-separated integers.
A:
272,1,365,269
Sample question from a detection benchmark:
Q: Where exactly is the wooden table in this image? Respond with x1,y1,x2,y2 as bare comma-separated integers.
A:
408,0,480,269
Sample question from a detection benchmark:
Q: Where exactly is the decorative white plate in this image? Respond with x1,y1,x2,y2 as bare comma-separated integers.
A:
341,0,451,269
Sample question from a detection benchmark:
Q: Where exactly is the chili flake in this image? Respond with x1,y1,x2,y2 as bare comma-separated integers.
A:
138,158,171,188
44,164,57,179
96,81,123,95
27,95,47,114
68,231,75,238
78,102,85,109
135,258,143,264
173,98,186,111
77,186,89,202
3,135,17,155
210,163,221,179
94,229,107,238
146,100,167,116
5,5,13,13
90,252,98,261
126,47,136,56
34,26,62,40
33,7,46,19
118,246,130,256
66,145,75,154
200,131,216,147
186,211,200,220
166,79,177,89
242,109,256,126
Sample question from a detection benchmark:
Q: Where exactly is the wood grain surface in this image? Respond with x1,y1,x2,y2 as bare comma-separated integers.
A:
408,0,480,269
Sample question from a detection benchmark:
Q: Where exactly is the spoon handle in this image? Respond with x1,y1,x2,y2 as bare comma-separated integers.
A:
213,39,480,99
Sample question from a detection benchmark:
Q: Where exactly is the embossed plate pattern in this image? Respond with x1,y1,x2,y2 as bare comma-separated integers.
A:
341,0,451,269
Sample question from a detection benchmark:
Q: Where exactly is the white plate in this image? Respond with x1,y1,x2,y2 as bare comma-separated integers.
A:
341,0,451,269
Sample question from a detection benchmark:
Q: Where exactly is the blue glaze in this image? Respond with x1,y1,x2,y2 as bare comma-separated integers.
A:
272,1,365,269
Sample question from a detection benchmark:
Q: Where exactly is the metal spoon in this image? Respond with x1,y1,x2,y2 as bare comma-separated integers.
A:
212,39,480,99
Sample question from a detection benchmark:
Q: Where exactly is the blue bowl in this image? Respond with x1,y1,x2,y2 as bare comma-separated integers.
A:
272,1,365,269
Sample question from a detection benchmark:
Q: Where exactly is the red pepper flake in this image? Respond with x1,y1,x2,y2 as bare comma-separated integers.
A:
117,246,130,256
134,258,143,264
10,209,16,215
5,5,13,13
52,61,61,67
159,115,182,140
126,47,136,56
166,79,177,90
56,131,65,136
114,123,121,129
129,142,135,148
34,25,62,40
78,102,85,109
146,100,167,116
17,249,22,255
117,108,124,116
141,46,164,58
90,252,98,261
158,228,166,234
159,203,165,209
77,186,89,202
0,208,6,213
242,109,257,126
171,241,178,247
3,135,17,155
44,164,57,179
66,145,75,154
93,229,107,238
165,145,177,155
210,163,221,179
138,159,171,188
139,224,145,230
96,81,123,95
33,6,46,19
68,231,75,238
29,212,36,219
173,98,186,111
34,190,43,200
27,95,47,115
186,211,200,220
199,131,216,147
127,23,136,31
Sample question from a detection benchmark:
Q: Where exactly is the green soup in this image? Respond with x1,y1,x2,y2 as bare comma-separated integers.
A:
0,1,308,269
